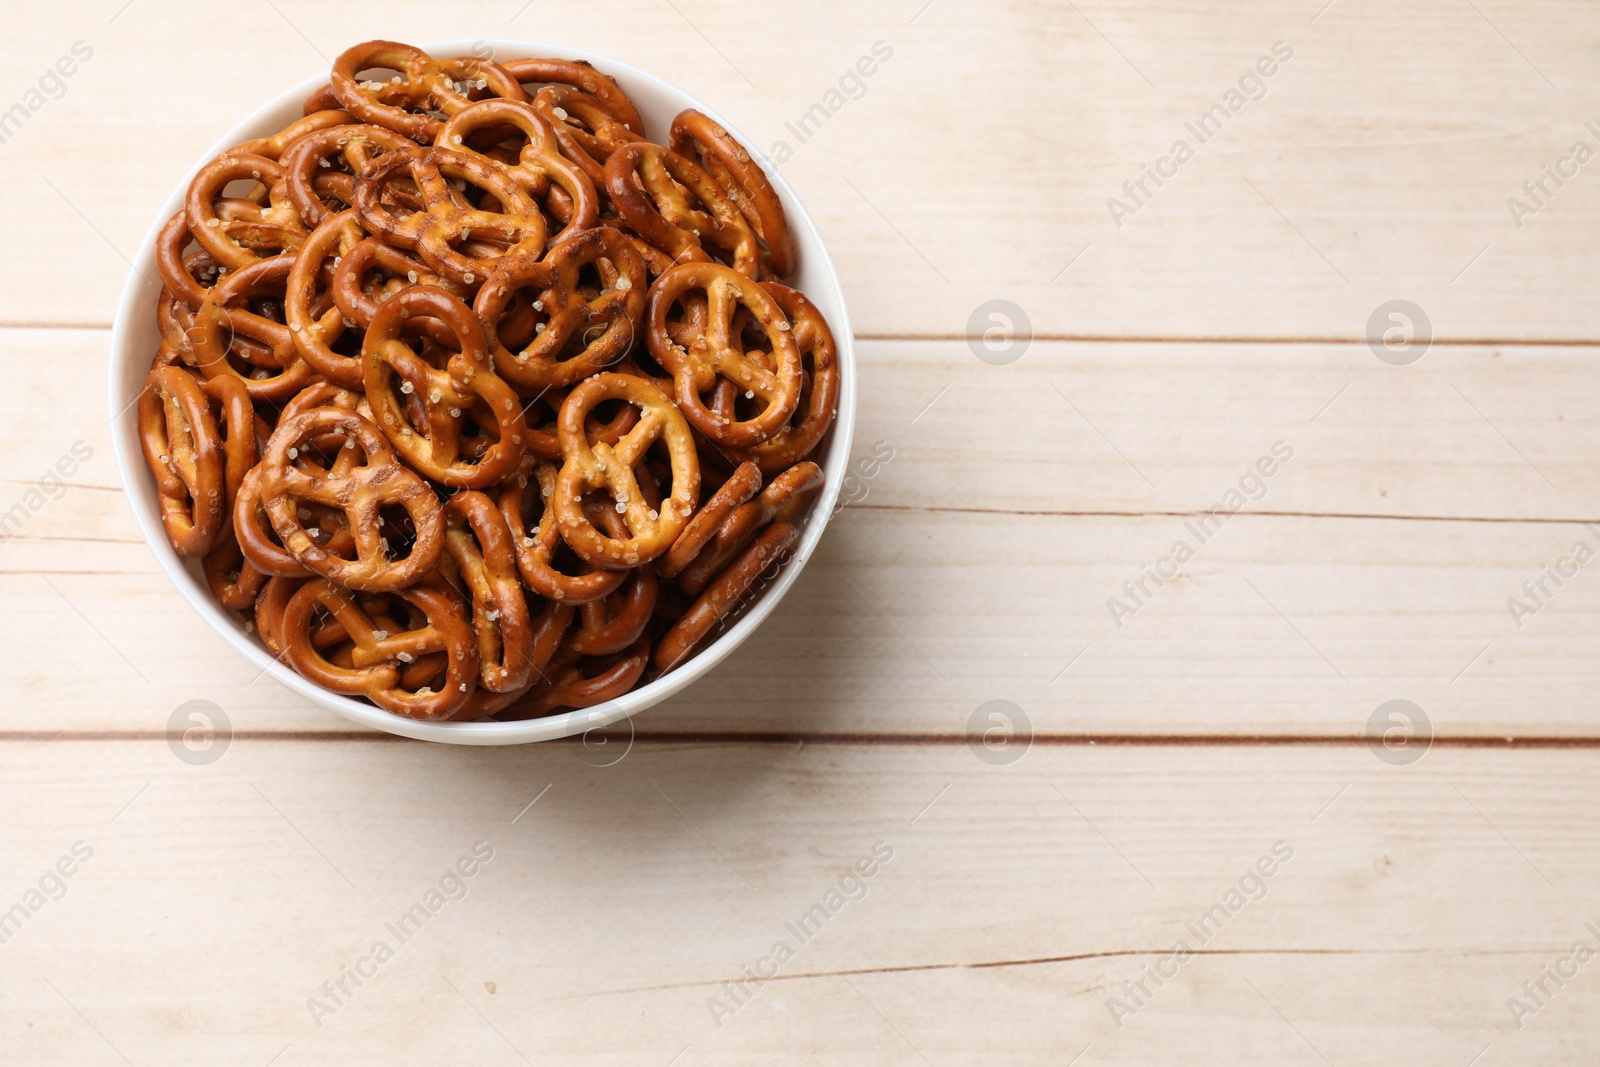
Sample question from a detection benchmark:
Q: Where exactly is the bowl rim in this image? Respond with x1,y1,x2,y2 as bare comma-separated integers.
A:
107,37,856,745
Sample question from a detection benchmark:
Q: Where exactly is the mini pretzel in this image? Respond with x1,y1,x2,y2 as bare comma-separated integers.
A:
443,491,537,693
282,578,479,719
236,464,356,577
329,234,466,337
259,408,445,591
362,285,527,487
724,284,840,474
156,211,222,310
203,528,268,611
670,109,797,278
186,153,309,270
138,365,227,557
474,226,646,391
254,574,308,658
331,40,527,143
646,262,803,447
354,144,546,286
284,209,367,389
678,461,823,596
499,631,650,719
280,123,415,228
190,254,320,403
605,143,761,278
499,458,627,604
436,99,600,241
449,598,574,720
569,564,656,656
554,372,700,568
658,461,761,580
302,84,342,115
234,109,353,161
655,521,799,672
502,57,644,135
530,84,642,186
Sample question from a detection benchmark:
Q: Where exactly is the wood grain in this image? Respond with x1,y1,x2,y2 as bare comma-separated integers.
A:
1,1,1597,338
1,741,1594,1063
9,331,1599,739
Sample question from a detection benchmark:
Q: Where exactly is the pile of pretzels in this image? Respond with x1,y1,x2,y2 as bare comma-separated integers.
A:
137,40,839,722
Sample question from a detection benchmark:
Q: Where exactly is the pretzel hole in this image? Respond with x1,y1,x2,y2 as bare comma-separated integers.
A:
378,505,419,560
248,296,285,323
494,289,551,351
584,398,636,445
219,178,263,202
353,66,407,86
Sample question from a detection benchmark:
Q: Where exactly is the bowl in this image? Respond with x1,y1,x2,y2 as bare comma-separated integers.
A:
108,39,855,745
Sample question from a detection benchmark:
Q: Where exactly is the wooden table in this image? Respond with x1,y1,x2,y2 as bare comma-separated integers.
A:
4,1,1598,1062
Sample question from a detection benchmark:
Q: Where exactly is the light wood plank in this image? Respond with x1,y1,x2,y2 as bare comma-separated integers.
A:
0,741,1594,1063
19,329,1600,528
11,330,1600,738
3,1,1599,337
10,504,1600,738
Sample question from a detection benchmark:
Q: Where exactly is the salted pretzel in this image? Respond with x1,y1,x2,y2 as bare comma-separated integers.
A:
502,57,643,135
203,527,268,610
605,143,762,278
186,153,309,269
724,284,840,473
474,226,646,392
329,233,467,338
679,461,822,596
449,597,573,720
280,123,415,227
530,84,642,187
284,209,368,389
259,408,445,591
138,365,228,557
281,577,479,719
235,463,357,577
254,575,308,658
363,285,527,487
554,372,700,568
659,461,761,580
156,212,223,310
234,110,353,160
670,109,797,279
498,457,626,604
499,630,650,719
656,521,799,672
354,144,547,287
646,262,803,447
436,99,599,241
568,564,656,655
190,254,321,403
331,40,526,143
442,490,539,693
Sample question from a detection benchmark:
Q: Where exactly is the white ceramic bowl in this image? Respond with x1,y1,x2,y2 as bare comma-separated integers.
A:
109,39,855,745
